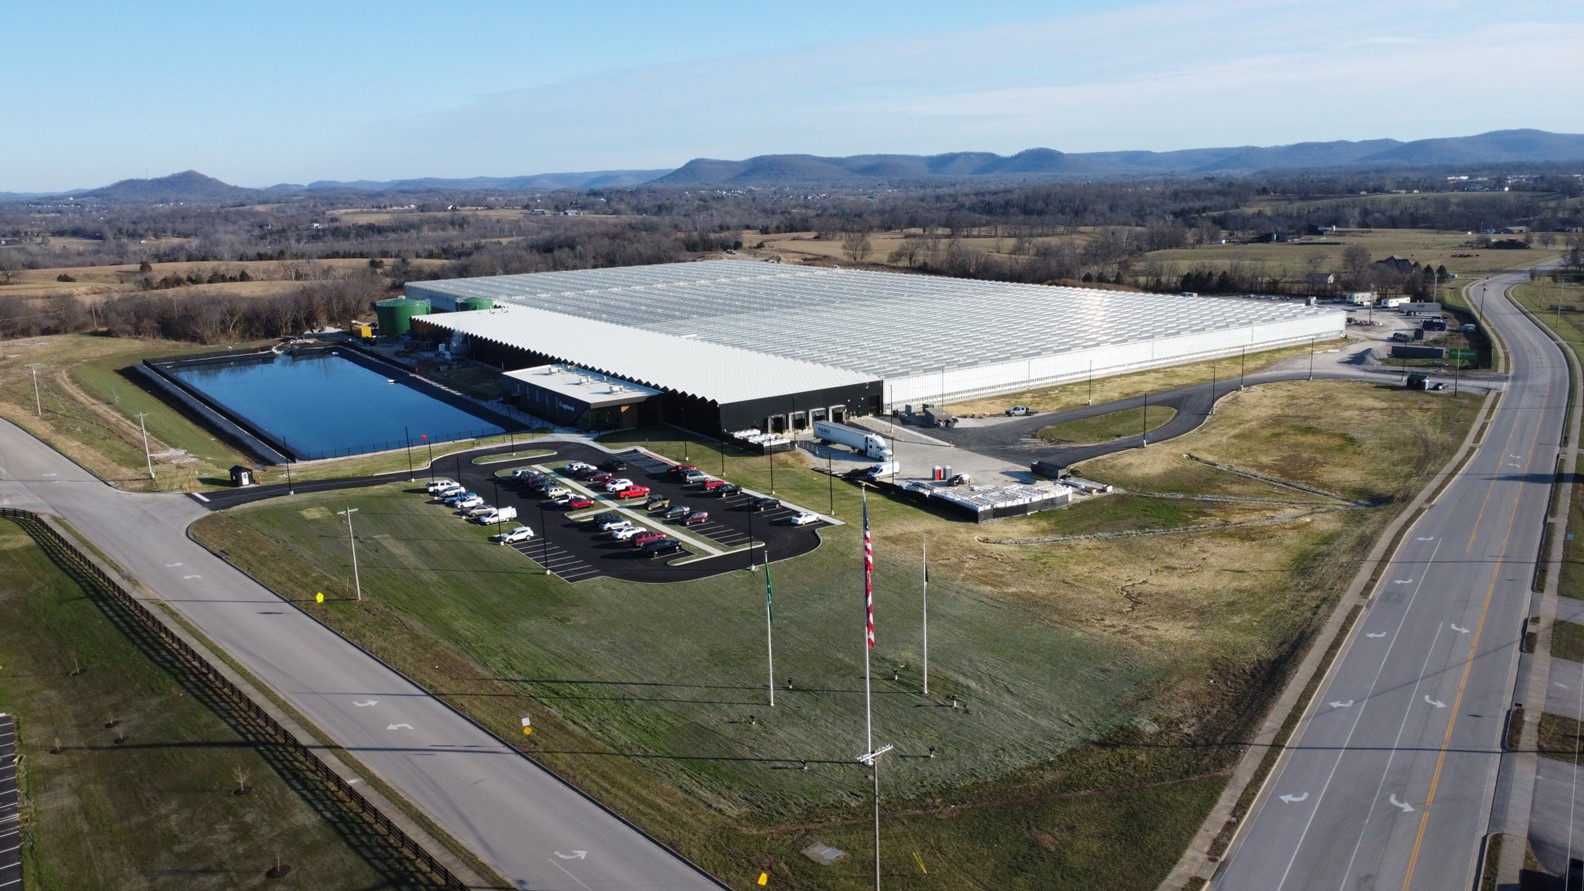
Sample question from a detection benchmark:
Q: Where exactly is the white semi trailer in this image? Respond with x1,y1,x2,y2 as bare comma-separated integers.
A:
813,420,893,460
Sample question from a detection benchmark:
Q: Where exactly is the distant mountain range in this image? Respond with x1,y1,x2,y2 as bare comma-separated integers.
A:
7,130,1582,203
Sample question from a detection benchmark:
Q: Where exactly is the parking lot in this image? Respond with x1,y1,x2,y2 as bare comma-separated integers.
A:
431,442,832,583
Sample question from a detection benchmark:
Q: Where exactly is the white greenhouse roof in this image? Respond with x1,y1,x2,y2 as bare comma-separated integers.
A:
408,260,1344,379
416,306,873,405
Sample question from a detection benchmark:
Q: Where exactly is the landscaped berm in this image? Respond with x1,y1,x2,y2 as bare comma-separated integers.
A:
192,376,1479,889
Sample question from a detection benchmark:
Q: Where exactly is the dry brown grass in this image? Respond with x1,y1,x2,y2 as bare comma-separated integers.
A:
0,257,445,302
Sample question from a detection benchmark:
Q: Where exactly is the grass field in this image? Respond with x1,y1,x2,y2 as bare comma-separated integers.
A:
189,376,1479,889
1036,405,1178,443
1550,622,1584,663
0,519,389,888
0,257,446,302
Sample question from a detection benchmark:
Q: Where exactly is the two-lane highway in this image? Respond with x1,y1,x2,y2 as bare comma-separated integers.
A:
1213,270,1566,889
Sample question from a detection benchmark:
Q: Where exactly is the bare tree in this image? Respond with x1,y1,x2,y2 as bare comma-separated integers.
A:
841,227,872,263
1341,245,1374,289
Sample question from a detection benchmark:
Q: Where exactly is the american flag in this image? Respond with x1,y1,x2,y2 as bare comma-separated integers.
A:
864,490,874,648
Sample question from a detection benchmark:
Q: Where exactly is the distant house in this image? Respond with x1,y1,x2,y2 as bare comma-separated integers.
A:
1305,272,1336,291
1374,256,1417,274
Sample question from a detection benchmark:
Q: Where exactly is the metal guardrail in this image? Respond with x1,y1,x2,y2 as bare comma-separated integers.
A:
0,508,465,888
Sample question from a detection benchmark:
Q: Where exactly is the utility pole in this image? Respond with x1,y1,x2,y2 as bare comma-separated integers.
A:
1308,335,1316,381
337,507,362,602
135,412,154,480
1239,347,1246,390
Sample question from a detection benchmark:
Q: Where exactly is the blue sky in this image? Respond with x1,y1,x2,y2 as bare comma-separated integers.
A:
7,0,1581,191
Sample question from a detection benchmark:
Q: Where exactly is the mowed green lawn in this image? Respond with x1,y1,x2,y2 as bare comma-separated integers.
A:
201,484,1159,819
0,520,386,889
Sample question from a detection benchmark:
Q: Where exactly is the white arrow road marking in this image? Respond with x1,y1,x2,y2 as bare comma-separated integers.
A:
1389,794,1415,813
182,574,201,580
555,850,589,860
386,723,414,731
1415,536,1435,541
165,562,184,567
1329,700,1355,709
1424,695,1446,709
1366,632,1388,639
1279,792,1310,804
1393,578,1414,585
353,700,378,708
1450,623,1469,634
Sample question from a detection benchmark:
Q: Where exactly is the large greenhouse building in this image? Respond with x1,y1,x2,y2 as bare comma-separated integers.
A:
406,260,1343,435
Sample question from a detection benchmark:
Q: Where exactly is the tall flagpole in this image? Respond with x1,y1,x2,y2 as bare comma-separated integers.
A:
764,548,775,707
861,487,880,890
863,487,874,754
922,536,929,697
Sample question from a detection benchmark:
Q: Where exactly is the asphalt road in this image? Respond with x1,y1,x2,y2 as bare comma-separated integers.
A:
0,423,721,889
1211,271,1566,890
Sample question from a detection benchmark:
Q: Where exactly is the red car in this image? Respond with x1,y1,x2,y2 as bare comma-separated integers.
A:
589,472,613,485
702,479,728,493
565,495,595,509
615,485,651,500
667,463,697,476
632,531,667,548
683,510,709,526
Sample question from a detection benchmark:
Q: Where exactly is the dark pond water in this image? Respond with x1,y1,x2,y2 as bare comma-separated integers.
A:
165,350,506,459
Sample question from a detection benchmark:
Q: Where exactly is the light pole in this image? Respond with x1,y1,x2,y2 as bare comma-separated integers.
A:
1308,335,1316,381
135,412,154,480
1087,360,1094,406
337,507,362,602
403,425,414,481
1141,391,1149,447
746,509,755,570
1239,346,1246,390
1209,360,1217,417
539,504,550,575
25,364,42,416
423,435,434,482
857,742,894,891
768,447,775,495
827,451,835,515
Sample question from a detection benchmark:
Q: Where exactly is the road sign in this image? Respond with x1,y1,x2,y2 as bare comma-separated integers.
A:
1448,348,1477,361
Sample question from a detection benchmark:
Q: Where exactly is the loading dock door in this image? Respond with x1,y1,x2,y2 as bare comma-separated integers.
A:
810,407,828,425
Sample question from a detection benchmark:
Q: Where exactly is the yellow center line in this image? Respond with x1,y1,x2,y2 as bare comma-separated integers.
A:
1401,374,1544,888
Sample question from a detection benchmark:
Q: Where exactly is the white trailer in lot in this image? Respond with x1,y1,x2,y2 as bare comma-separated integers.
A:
813,420,893,460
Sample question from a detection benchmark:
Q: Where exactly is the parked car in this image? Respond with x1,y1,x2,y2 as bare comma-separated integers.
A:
750,496,781,512
667,463,698,477
1006,405,1031,416
662,505,691,522
615,485,651,500
542,486,570,500
589,472,614,485
712,483,741,497
601,458,628,472
633,531,668,548
607,525,643,541
683,470,709,484
604,478,633,493
473,506,519,525
511,467,543,480
788,511,820,526
683,510,709,526
566,494,595,509
644,495,671,511
453,496,485,511
425,478,458,494
642,538,683,558
493,525,534,544
562,461,596,477
702,479,729,493
434,484,466,500
592,511,623,529
442,490,478,507
1431,382,1447,391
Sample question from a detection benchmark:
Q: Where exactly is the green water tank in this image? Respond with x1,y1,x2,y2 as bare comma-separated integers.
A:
375,296,430,336
457,296,494,312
